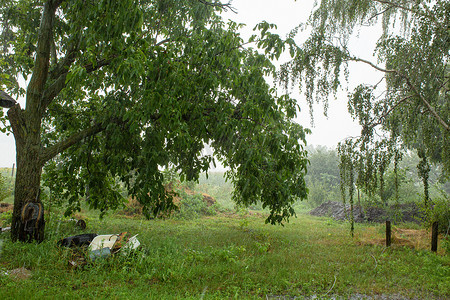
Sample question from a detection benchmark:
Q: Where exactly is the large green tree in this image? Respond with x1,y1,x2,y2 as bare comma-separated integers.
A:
0,0,309,242
278,0,449,211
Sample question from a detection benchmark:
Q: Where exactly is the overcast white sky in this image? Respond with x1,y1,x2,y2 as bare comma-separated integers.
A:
221,0,383,146
0,0,383,167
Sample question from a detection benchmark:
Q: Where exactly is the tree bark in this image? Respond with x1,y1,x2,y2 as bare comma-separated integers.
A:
11,146,45,242
7,0,62,242
9,105,45,242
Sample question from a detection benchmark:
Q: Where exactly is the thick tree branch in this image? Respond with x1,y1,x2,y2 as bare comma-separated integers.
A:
41,74,67,108
42,55,114,110
7,104,26,148
40,122,104,165
26,0,62,115
83,57,115,73
42,25,172,111
41,42,78,110
50,37,57,66
49,46,78,80
403,77,450,131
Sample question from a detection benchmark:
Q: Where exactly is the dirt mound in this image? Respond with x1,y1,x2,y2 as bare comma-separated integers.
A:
310,201,423,224
310,201,365,222
201,193,215,206
0,203,13,213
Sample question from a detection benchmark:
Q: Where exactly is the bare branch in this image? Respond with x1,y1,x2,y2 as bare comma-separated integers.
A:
324,275,337,297
372,0,416,15
368,6,392,23
197,0,237,14
350,57,396,74
438,77,450,91
373,76,386,90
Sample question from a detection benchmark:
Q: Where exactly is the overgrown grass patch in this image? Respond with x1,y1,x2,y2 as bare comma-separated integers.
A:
0,213,448,299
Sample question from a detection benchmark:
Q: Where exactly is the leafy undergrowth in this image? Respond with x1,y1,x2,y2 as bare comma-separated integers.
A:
0,213,448,299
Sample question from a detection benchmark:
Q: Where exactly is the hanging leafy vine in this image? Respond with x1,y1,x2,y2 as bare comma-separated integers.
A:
338,140,356,236
338,134,403,234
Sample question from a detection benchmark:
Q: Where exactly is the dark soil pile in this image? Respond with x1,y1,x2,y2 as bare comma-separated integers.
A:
310,201,424,224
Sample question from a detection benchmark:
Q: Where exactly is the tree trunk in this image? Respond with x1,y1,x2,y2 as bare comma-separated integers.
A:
8,104,45,243
11,142,45,242
8,1,62,243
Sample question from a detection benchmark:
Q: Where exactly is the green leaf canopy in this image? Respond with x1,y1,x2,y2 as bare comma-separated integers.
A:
0,0,308,224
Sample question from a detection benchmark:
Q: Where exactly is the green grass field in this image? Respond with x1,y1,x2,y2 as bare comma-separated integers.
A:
0,211,448,299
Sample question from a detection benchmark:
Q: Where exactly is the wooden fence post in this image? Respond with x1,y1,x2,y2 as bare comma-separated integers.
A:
386,220,391,247
431,221,438,252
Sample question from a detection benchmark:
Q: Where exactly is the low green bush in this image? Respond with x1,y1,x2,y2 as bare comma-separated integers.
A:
418,191,450,235
173,191,217,220
0,210,12,227
0,174,10,202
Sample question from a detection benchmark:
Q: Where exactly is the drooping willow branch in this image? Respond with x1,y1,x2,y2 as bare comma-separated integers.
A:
350,57,450,131
372,0,439,26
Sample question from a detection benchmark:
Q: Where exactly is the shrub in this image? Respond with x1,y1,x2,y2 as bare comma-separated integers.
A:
0,210,12,227
173,191,216,220
418,191,450,235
